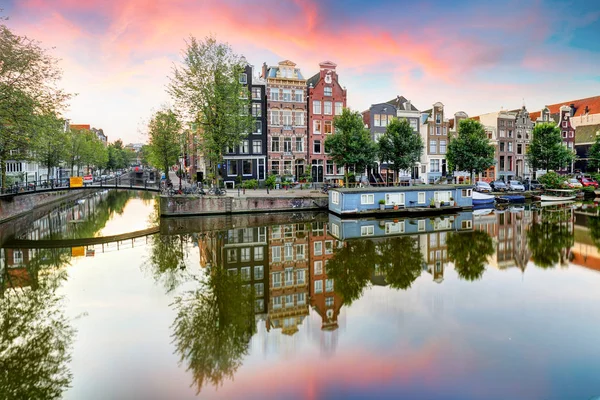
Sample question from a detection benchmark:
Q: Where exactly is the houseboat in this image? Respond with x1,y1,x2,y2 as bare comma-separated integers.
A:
328,185,473,217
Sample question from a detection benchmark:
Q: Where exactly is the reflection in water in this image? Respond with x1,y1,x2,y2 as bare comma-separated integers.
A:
527,206,574,268
377,236,424,290
171,268,256,394
146,233,190,293
447,230,494,281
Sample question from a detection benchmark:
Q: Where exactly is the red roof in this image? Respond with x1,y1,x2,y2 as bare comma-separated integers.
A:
70,124,90,130
470,116,481,121
529,95,600,121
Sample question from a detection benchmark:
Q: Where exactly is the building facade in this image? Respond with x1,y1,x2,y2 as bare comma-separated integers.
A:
264,60,307,180
306,61,347,183
221,64,268,186
514,106,533,179
420,102,450,183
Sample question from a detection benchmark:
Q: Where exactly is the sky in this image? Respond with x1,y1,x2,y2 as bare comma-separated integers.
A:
3,0,600,144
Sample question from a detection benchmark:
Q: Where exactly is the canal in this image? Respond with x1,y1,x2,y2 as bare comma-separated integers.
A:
1,190,600,400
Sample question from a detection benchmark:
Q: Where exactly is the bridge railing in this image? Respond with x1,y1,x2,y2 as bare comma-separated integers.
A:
0,175,160,195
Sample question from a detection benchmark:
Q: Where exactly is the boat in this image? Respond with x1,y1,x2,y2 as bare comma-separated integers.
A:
473,191,495,205
539,189,576,202
473,207,494,216
595,189,600,197
496,195,525,203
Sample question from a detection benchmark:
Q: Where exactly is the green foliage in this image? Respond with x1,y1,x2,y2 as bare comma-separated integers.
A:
378,199,386,205
537,171,565,189
587,134,600,171
376,236,424,290
64,128,108,175
527,209,574,268
265,174,277,189
31,112,68,178
147,108,182,177
326,108,377,186
378,118,424,183
106,139,130,172
446,119,495,175
241,179,258,189
527,122,575,171
447,230,494,281
168,35,254,183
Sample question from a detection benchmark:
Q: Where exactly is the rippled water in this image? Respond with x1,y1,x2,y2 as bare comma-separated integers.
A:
1,191,600,400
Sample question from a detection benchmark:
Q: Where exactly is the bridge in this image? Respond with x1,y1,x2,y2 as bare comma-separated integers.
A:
4,226,160,249
0,179,160,198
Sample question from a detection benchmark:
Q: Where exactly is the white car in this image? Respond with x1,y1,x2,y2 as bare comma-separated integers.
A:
565,179,583,188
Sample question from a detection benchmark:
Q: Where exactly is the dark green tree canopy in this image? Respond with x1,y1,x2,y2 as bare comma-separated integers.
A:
526,122,575,171
447,230,494,281
586,134,600,171
446,119,495,175
147,108,182,177
378,118,423,184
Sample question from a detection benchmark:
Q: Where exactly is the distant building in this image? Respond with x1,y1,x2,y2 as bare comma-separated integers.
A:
419,102,450,183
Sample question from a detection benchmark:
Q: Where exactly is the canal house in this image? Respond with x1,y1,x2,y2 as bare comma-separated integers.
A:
328,185,473,216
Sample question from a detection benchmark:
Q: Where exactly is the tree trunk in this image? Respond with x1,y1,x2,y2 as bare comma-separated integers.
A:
344,164,349,188
1,158,6,189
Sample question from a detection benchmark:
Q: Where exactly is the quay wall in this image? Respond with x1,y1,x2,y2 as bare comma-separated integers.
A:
160,195,329,217
0,190,95,224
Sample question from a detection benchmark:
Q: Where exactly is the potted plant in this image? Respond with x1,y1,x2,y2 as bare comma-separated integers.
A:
378,199,386,210
430,198,435,208
434,199,441,208
393,202,399,210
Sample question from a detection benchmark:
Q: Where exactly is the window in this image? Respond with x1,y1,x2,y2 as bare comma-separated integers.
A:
252,87,261,100
461,189,472,197
500,129,506,138
361,225,374,236
285,268,294,286
284,161,292,175
284,243,293,261
385,193,405,205
253,120,262,134
314,120,322,134
295,137,304,152
313,100,322,114
500,142,505,152
239,73,247,84
562,131,567,138
241,266,251,281
271,137,280,152
297,292,306,305
282,89,291,102
315,280,323,293
296,244,305,260
270,109,280,125
255,283,264,297
294,90,303,102
374,114,381,127
508,142,513,152
517,143,522,155
332,191,340,204
284,137,292,153
272,246,281,262
314,260,323,275
325,240,333,254
325,297,334,307
314,241,323,255
430,159,440,172
243,160,252,175
500,156,505,171
273,296,282,309
253,140,262,154
324,87,332,96
270,88,279,101
272,272,282,288
227,160,238,176
331,223,340,237
385,221,405,234
227,249,237,262
324,121,333,135
239,140,249,154
271,161,280,175
314,140,321,154
241,248,251,262
439,140,446,154
430,140,437,154
294,111,304,126
418,219,426,232
436,126,441,135
418,192,426,204
283,110,292,126
361,194,374,204
324,101,332,115
327,160,334,175
562,121,567,128
461,220,473,229
335,102,343,115
254,265,264,279
252,103,261,117
325,279,334,292
410,119,418,131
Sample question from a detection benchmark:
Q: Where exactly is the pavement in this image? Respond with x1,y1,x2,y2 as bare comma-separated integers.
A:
226,187,327,198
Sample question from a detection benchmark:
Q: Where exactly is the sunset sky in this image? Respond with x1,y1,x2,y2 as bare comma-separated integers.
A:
3,0,600,144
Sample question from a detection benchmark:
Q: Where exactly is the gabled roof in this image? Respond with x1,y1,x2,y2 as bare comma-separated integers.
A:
306,72,320,88
529,95,600,121
384,95,419,111
575,123,600,144
70,124,90,130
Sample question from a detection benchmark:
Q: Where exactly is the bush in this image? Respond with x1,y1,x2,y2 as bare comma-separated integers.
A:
241,179,258,189
538,171,564,189
265,175,277,189
378,199,386,205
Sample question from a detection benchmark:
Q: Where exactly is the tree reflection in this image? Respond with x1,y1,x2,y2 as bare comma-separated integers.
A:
588,216,600,250
146,234,188,293
0,262,75,400
325,239,376,305
447,230,494,281
527,210,573,268
171,267,256,394
377,236,423,290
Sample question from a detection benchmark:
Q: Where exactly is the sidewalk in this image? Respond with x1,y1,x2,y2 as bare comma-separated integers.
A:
225,187,327,198
168,171,191,188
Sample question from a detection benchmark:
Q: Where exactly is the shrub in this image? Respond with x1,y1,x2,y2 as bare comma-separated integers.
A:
538,171,564,189
378,199,386,205
242,179,258,189
265,175,277,189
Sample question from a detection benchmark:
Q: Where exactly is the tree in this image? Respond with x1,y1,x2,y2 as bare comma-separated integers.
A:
0,20,70,188
527,122,575,172
377,236,423,290
31,112,67,180
447,230,494,281
527,209,573,268
446,119,495,181
325,108,377,186
146,108,181,178
587,134,600,171
106,139,129,172
65,128,87,175
168,35,253,185
378,118,423,185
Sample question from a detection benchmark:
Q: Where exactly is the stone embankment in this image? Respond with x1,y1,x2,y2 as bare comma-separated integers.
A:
0,190,95,224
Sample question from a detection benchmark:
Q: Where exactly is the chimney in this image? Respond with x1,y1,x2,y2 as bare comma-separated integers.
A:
261,62,267,79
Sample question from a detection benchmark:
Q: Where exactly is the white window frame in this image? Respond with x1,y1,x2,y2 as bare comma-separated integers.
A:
360,194,374,204
331,191,340,205
418,192,426,204
314,120,322,134
360,225,374,236
314,260,323,275
314,241,323,256
461,189,472,197
313,100,322,114
324,101,332,115
325,279,334,292
270,88,279,101
385,221,405,234
418,219,426,232
314,280,323,293
335,102,343,115
385,193,405,206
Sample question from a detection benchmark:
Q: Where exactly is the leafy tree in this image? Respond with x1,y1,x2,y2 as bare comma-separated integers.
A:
377,236,423,289
139,144,151,167
171,267,256,394
538,171,565,189
0,20,70,188
447,230,494,281
586,134,600,171
527,122,575,172
378,118,423,185
446,119,495,180
146,108,181,178
146,233,189,293
527,209,573,268
168,35,253,185
325,108,377,186
65,128,87,175
106,139,129,171
31,112,67,179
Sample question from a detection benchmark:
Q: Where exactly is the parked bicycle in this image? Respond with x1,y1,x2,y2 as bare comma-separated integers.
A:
208,187,227,196
320,184,331,194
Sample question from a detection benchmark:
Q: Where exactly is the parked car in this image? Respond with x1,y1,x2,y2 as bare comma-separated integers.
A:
529,180,544,190
475,181,492,193
508,180,525,191
564,178,583,189
490,180,507,192
579,177,599,188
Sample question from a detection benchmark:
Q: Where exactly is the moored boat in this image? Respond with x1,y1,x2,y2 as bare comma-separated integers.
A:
539,189,576,202
473,191,495,205
497,195,525,203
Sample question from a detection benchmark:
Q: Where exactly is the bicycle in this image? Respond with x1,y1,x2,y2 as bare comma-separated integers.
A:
208,187,227,196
